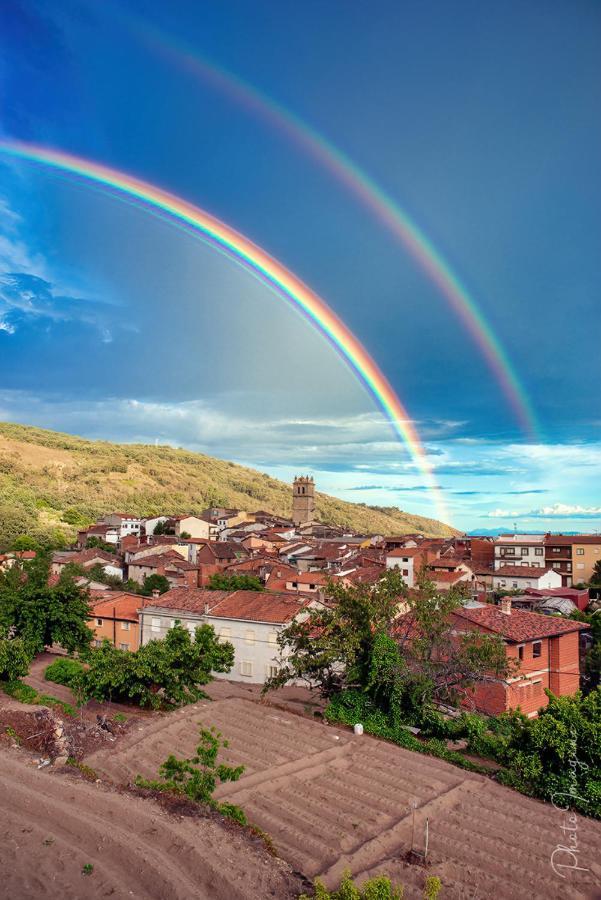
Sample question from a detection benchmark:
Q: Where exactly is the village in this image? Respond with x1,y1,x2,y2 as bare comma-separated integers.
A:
8,476,590,719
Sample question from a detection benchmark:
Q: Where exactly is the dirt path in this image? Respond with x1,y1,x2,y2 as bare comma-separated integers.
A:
86,696,601,899
0,747,304,899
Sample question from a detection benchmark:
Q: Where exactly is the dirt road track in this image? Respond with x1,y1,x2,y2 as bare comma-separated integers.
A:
0,748,304,899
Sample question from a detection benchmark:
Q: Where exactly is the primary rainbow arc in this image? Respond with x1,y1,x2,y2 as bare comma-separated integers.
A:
0,139,449,523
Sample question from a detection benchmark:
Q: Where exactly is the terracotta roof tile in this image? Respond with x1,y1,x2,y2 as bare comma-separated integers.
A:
453,606,588,642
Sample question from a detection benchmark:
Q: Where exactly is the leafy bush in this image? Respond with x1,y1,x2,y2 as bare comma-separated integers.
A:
2,678,76,715
136,725,246,823
300,870,404,899
76,623,234,709
325,691,487,774
44,657,84,687
208,573,264,592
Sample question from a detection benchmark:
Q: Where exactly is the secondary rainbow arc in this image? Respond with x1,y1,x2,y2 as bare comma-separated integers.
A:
137,27,539,440
0,139,450,523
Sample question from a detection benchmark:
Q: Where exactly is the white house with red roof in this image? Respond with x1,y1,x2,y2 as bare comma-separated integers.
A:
139,588,311,684
492,566,562,592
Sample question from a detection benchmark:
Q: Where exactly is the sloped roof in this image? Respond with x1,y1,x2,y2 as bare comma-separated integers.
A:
208,591,305,624
453,606,588,642
494,565,554,578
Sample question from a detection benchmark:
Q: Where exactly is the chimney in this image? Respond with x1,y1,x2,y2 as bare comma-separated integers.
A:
151,588,160,599
500,597,512,615
204,602,210,615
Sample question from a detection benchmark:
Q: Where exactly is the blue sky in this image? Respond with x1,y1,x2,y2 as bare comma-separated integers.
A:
0,0,600,531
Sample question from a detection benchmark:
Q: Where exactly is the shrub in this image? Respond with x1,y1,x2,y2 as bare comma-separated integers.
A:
136,726,246,823
44,657,84,687
300,870,404,899
0,635,31,681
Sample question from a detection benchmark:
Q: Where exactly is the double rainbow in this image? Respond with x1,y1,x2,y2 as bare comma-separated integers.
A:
0,139,449,523
133,23,539,440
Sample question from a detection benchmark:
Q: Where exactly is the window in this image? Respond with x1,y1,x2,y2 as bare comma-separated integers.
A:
576,548,584,556
119,642,129,651
512,582,518,588
96,618,103,626
521,548,529,555
240,660,253,677
151,617,161,632
535,548,543,556
552,563,560,569
500,580,506,587
292,581,298,588
552,547,561,554
532,641,542,658
577,563,585,570
94,639,102,647
267,664,279,679
268,632,278,645
121,621,130,631
502,548,515,556
402,569,409,577
517,644,525,661
245,629,256,645
521,561,529,567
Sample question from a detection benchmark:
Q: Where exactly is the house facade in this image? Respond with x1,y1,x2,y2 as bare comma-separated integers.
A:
89,592,143,651
493,534,546,570
492,566,562,591
453,601,587,717
139,588,309,684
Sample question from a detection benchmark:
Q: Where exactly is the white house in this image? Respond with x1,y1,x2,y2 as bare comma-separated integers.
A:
492,566,562,591
493,534,546,571
385,548,426,588
139,588,310,684
172,515,213,540
100,513,142,539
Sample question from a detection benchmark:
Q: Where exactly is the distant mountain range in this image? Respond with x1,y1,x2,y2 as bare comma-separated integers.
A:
0,421,457,548
468,528,591,537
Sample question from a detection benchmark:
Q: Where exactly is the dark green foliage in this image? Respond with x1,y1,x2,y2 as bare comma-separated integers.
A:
136,725,246,823
208,573,264,592
85,537,116,553
325,691,488,774
76,623,234,708
138,574,170,597
496,689,601,818
0,554,93,655
153,520,174,535
11,535,41,552
44,657,84,687
590,559,601,585
0,634,31,681
569,609,601,691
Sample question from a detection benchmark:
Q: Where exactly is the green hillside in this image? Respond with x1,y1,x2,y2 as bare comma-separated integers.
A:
0,422,456,548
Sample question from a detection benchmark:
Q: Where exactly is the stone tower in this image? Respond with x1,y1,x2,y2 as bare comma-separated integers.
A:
292,475,315,526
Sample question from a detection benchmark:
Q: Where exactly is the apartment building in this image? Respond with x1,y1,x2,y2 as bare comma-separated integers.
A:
545,534,601,586
493,534,546,570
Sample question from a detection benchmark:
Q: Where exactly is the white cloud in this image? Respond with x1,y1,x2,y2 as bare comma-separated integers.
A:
487,503,601,520
0,320,16,335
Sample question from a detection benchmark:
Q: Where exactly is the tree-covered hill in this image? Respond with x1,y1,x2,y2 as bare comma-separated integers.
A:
0,422,457,547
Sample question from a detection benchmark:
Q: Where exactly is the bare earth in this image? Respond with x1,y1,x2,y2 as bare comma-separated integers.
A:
0,747,304,899
81,685,601,900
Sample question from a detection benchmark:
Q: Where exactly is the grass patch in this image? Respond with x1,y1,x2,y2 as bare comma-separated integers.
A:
44,657,83,688
2,679,76,716
66,757,98,780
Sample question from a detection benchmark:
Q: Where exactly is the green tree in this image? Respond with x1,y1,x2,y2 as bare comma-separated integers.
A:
153,520,174,535
265,570,511,715
10,535,41,552
85,536,116,554
591,559,601,586
208,573,264,592
77,623,234,708
0,553,93,655
569,609,601,692
499,688,601,818
136,725,246,822
139,573,170,596
0,633,32,681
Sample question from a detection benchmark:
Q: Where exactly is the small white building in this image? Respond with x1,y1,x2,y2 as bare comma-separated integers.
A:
172,515,213,540
139,588,311,684
100,513,142,539
385,548,425,588
492,566,562,591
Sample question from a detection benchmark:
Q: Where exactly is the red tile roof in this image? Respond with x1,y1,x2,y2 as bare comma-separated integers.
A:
208,591,306,624
431,570,467,584
494,565,553,578
453,606,588,642
145,588,230,613
544,535,601,546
